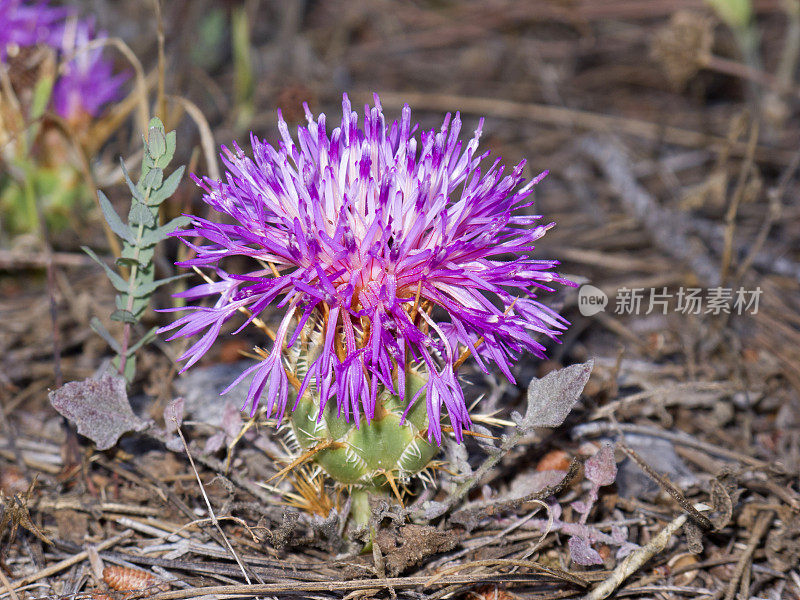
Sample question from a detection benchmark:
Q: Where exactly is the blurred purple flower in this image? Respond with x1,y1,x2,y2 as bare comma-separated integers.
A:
0,0,66,60
161,94,573,444
51,18,127,120
0,2,126,120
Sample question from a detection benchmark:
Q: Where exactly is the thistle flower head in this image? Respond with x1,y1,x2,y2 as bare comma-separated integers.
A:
161,94,573,444
0,0,66,60
51,17,127,121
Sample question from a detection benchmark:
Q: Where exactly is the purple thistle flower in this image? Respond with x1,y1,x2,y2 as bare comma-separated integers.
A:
161,94,574,444
51,18,127,121
0,0,66,61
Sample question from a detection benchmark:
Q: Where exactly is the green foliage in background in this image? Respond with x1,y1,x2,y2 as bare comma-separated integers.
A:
1,165,88,235
0,64,89,236
705,0,753,30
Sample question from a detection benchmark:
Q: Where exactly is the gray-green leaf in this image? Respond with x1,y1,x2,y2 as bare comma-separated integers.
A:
117,293,150,318
142,167,163,192
112,353,137,383
129,201,155,227
116,257,142,269
89,317,121,354
120,160,144,203
148,166,184,206
120,243,154,267
98,191,135,244
156,130,177,168
133,273,188,297
126,327,158,356
82,246,129,293
141,215,191,246
110,309,138,324
147,121,167,158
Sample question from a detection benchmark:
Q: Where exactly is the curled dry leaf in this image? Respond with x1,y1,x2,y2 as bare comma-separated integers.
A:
203,431,226,454
569,534,604,566
517,360,594,431
49,374,148,450
585,443,617,487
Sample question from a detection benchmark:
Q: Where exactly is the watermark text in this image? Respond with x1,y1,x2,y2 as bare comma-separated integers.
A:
577,286,762,317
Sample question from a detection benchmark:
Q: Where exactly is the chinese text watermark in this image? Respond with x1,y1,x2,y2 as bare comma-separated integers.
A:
577,286,762,317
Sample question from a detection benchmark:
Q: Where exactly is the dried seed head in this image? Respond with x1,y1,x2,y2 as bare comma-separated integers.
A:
651,11,713,88
102,566,157,591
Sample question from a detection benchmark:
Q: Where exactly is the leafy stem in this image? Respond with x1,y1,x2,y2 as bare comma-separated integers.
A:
119,214,147,377
82,117,189,382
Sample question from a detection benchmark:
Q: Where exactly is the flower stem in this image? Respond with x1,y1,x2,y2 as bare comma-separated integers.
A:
118,181,152,379
350,487,372,529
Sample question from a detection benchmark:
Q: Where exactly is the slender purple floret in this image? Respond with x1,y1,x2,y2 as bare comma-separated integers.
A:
0,0,66,60
161,94,574,444
51,18,127,120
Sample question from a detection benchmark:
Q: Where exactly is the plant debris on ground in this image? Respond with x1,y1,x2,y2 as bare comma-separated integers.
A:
1,1,800,599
